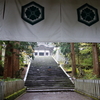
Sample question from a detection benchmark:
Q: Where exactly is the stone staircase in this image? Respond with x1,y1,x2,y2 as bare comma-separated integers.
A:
25,56,74,92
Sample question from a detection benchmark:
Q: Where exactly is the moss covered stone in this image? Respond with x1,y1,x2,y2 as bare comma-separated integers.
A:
75,90,98,100
4,88,26,100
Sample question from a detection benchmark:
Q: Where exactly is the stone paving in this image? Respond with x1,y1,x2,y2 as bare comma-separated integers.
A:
16,92,93,100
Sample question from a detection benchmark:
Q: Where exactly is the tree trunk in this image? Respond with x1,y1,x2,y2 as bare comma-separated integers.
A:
4,43,13,78
92,43,100,77
12,48,19,78
77,54,80,65
0,43,3,76
70,43,77,77
3,42,20,78
0,44,2,61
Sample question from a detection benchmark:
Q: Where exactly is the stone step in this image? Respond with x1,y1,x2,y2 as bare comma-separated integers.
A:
25,81,74,87
27,70,67,76
28,73,63,75
26,88,75,92
29,67,61,70
25,78,72,81
28,70,65,73
28,72,67,75
27,74,67,77
25,56,74,89
28,69,65,73
25,83,74,88
26,76,69,80
25,80,73,84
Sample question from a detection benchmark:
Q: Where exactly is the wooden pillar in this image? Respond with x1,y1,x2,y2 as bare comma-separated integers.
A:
92,43,100,77
71,43,77,77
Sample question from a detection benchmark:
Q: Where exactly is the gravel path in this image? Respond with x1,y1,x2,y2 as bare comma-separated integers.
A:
16,92,93,100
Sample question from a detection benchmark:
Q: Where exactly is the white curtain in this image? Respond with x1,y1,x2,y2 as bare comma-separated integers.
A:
1,0,100,42
61,0,100,42
3,0,61,42
0,0,4,38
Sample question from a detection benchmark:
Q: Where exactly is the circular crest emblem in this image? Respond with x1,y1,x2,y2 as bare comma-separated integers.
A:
21,1,44,25
77,3,99,26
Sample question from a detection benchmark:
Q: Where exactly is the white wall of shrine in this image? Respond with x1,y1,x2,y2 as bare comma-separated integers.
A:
34,50,50,56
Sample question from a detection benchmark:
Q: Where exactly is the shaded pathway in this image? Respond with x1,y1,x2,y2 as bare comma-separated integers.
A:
16,92,93,100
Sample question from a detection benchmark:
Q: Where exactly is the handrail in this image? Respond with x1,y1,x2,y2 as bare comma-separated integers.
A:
52,56,75,84
24,58,32,81
60,65,75,84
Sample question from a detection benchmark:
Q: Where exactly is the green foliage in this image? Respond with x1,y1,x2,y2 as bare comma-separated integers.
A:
79,43,93,68
82,70,97,79
19,42,37,59
0,76,3,81
74,43,80,53
19,55,24,66
53,50,57,54
2,41,37,68
0,76,3,78
81,58,93,67
83,73,97,79
4,41,37,57
80,43,92,55
0,60,4,66
64,64,71,68
54,42,70,56
76,69,100,79
60,43,70,56
15,68,24,78
63,64,72,71
0,76,23,81
2,77,22,81
53,42,61,47
54,42,100,79
61,43,94,79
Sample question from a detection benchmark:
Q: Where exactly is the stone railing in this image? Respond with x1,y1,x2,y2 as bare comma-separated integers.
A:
0,81,4,100
0,80,24,100
75,79,100,99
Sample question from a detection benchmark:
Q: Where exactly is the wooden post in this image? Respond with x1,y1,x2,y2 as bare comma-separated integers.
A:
71,43,77,77
92,43,100,77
